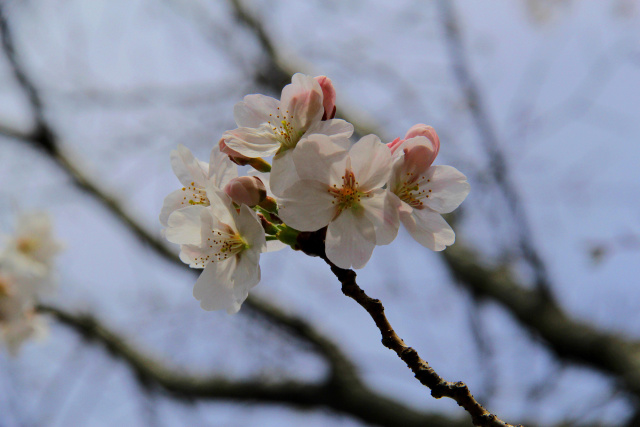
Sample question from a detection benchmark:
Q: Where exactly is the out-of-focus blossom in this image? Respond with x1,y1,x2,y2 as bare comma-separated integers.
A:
222,73,353,195
0,277,44,355
278,134,399,269
165,186,266,313
387,131,469,251
0,212,60,354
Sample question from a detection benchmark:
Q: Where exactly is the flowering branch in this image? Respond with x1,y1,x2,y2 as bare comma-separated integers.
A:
226,0,640,404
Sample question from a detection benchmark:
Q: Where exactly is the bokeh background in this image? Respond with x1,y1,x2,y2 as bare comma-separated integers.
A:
1,0,639,426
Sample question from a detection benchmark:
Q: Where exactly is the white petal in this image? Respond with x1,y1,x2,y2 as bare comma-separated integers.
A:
349,135,392,191
359,189,400,245
280,73,323,132
232,252,261,295
171,144,209,187
204,185,236,229
233,94,280,128
223,125,281,158
401,207,455,251
236,205,267,254
208,146,238,188
159,189,191,227
266,240,287,252
165,206,209,245
193,260,238,311
179,244,208,268
269,151,299,197
419,165,471,214
278,181,337,231
305,119,354,140
326,210,376,270
291,134,348,184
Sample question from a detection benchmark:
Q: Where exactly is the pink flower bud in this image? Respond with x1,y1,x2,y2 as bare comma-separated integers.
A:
314,75,336,120
402,143,436,179
224,176,267,207
219,139,252,166
404,124,440,159
386,137,403,154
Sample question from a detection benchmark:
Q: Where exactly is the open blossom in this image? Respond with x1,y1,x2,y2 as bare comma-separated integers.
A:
5,212,62,270
387,127,470,251
222,73,353,195
278,134,399,269
160,144,237,227
0,212,60,354
165,186,266,313
3,212,62,297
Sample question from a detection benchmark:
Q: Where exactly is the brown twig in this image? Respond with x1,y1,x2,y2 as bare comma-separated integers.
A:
333,265,519,427
296,230,521,427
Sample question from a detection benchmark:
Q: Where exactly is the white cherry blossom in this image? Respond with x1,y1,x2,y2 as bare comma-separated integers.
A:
0,212,60,354
2,212,62,297
165,186,266,314
0,272,44,354
388,134,470,251
222,73,353,195
160,144,237,227
278,134,399,269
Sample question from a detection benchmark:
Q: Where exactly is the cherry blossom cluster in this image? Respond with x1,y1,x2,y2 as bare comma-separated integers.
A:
161,74,470,313
0,213,62,353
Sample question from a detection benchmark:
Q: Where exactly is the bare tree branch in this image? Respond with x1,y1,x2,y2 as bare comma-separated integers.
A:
443,244,640,398
38,304,472,427
436,0,553,300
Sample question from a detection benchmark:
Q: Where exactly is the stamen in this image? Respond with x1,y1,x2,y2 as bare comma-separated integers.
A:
180,185,209,207
327,170,368,213
395,178,431,209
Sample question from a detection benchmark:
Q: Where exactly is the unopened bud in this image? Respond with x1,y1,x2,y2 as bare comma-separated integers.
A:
224,176,267,207
404,124,440,158
315,76,336,120
219,139,252,166
219,139,271,172
386,137,403,154
388,124,441,167
402,142,437,178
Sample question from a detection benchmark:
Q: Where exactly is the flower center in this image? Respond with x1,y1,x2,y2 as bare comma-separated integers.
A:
328,170,368,214
394,174,432,209
181,182,209,206
0,276,11,298
208,226,249,260
16,237,39,255
269,107,303,152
